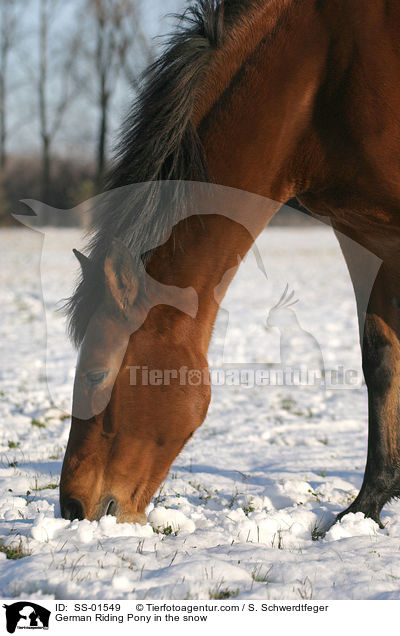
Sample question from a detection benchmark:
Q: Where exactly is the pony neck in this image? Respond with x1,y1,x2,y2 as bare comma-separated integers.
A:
141,1,331,351
144,198,276,352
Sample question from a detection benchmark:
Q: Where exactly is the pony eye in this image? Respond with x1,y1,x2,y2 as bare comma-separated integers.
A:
85,370,109,387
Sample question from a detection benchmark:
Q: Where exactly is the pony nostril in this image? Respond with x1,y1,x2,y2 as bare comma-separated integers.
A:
62,498,85,521
105,499,117,516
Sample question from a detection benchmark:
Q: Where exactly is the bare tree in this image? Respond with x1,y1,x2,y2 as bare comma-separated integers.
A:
0,0,24,171
38,0,82,212
86,0,153,189
121,14,154,92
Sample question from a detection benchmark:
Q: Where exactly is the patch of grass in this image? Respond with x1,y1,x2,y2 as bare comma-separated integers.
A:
228,487,242,509
153,525,179,537
7,441,20,449
30,475,59,492
242,498,255,517
280,397,305,416
188,480,213,503
49,446,65,460
31,419,45,429
0,538,31,560
281,397,296,411
209,584,239,600
271,529,284,549
153,485,166,506
32,482,59,491
24,490,34,505
117,553,135,570
311,523,325,541
251,564,272,583
308,489,323,503
297,576,313,600
136,539,145,554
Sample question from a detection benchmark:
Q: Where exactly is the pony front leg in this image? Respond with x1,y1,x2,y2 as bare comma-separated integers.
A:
338,265,400,528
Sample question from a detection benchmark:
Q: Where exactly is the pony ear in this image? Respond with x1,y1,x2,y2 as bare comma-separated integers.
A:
104,239,139,318
73,249,94,279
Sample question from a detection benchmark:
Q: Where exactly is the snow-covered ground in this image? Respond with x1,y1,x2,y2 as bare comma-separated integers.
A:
1,224,399,601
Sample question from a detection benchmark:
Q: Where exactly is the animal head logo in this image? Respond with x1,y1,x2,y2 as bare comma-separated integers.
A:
3,602,50,633
12,182,276,414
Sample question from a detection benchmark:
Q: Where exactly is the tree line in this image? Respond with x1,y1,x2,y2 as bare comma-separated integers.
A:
0,0,156,225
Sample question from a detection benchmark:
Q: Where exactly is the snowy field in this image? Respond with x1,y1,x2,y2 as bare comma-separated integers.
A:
1,223,400,601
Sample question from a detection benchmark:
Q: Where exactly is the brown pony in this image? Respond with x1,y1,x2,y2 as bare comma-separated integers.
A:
60,0,400,528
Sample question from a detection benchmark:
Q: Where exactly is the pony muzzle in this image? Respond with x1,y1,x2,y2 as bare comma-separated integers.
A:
61,493,146,524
